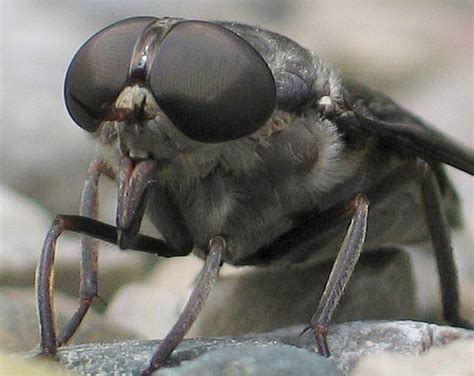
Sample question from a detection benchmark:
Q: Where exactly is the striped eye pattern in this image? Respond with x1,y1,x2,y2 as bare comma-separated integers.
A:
64,17,276,143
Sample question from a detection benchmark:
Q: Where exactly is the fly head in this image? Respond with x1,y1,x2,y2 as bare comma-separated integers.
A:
64,17,277,161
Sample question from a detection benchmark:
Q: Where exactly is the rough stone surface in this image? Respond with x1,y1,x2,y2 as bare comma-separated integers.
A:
19,321,473,375
157,345,343,376
262,321,474,374
0,287,140,353
352,338,474,376
53,340,342,376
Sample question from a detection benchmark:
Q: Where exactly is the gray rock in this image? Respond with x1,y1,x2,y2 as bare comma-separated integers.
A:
281,320,474,374
158,345,342,376
20,321,473,375
54,340,341,376
352,338,474,376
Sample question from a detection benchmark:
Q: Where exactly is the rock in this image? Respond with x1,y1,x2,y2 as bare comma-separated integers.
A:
158,345,342,376
352,338,474,376
17,321,473,375
192,248,417,336
0,287,140,353
290,320,474,374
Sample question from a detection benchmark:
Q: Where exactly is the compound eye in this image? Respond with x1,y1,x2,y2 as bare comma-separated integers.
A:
148,21,276,143
64,17,156,132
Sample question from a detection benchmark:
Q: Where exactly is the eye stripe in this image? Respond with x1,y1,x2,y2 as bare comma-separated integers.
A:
128,19,175,83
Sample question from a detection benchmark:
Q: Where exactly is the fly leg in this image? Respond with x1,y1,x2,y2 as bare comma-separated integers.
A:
308,194,369,357
275,160,424,356
56,159,111,347
141,236,226,376
420,165,472,328
36,157,191,357
304,160,470,357
36,157,109,356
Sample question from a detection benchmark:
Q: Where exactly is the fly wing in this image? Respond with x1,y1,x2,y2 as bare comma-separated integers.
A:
337,81,474,175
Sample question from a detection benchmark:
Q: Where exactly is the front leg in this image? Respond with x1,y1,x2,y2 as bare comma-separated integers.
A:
309,194,369,356
142,236,226,375
36,157,109,356
57,158,110,347
36,157,191,357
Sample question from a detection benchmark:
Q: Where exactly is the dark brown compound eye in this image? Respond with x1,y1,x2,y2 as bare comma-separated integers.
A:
64,17,157,132
148,21,276,143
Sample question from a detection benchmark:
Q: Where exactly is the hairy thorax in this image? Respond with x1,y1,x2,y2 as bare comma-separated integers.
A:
95,75,436,266
104,107,388,264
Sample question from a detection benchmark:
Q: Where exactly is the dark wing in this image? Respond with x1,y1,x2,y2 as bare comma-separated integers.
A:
337,81,474,175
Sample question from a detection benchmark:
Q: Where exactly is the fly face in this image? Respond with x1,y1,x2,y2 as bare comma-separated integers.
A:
97,84,182,162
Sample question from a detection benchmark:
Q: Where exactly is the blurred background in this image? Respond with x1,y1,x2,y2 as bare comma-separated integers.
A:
0,0,472,349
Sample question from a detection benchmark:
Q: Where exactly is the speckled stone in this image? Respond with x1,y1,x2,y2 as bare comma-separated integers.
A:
352,338,474,376
158,345,342,376
19,321,473,375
